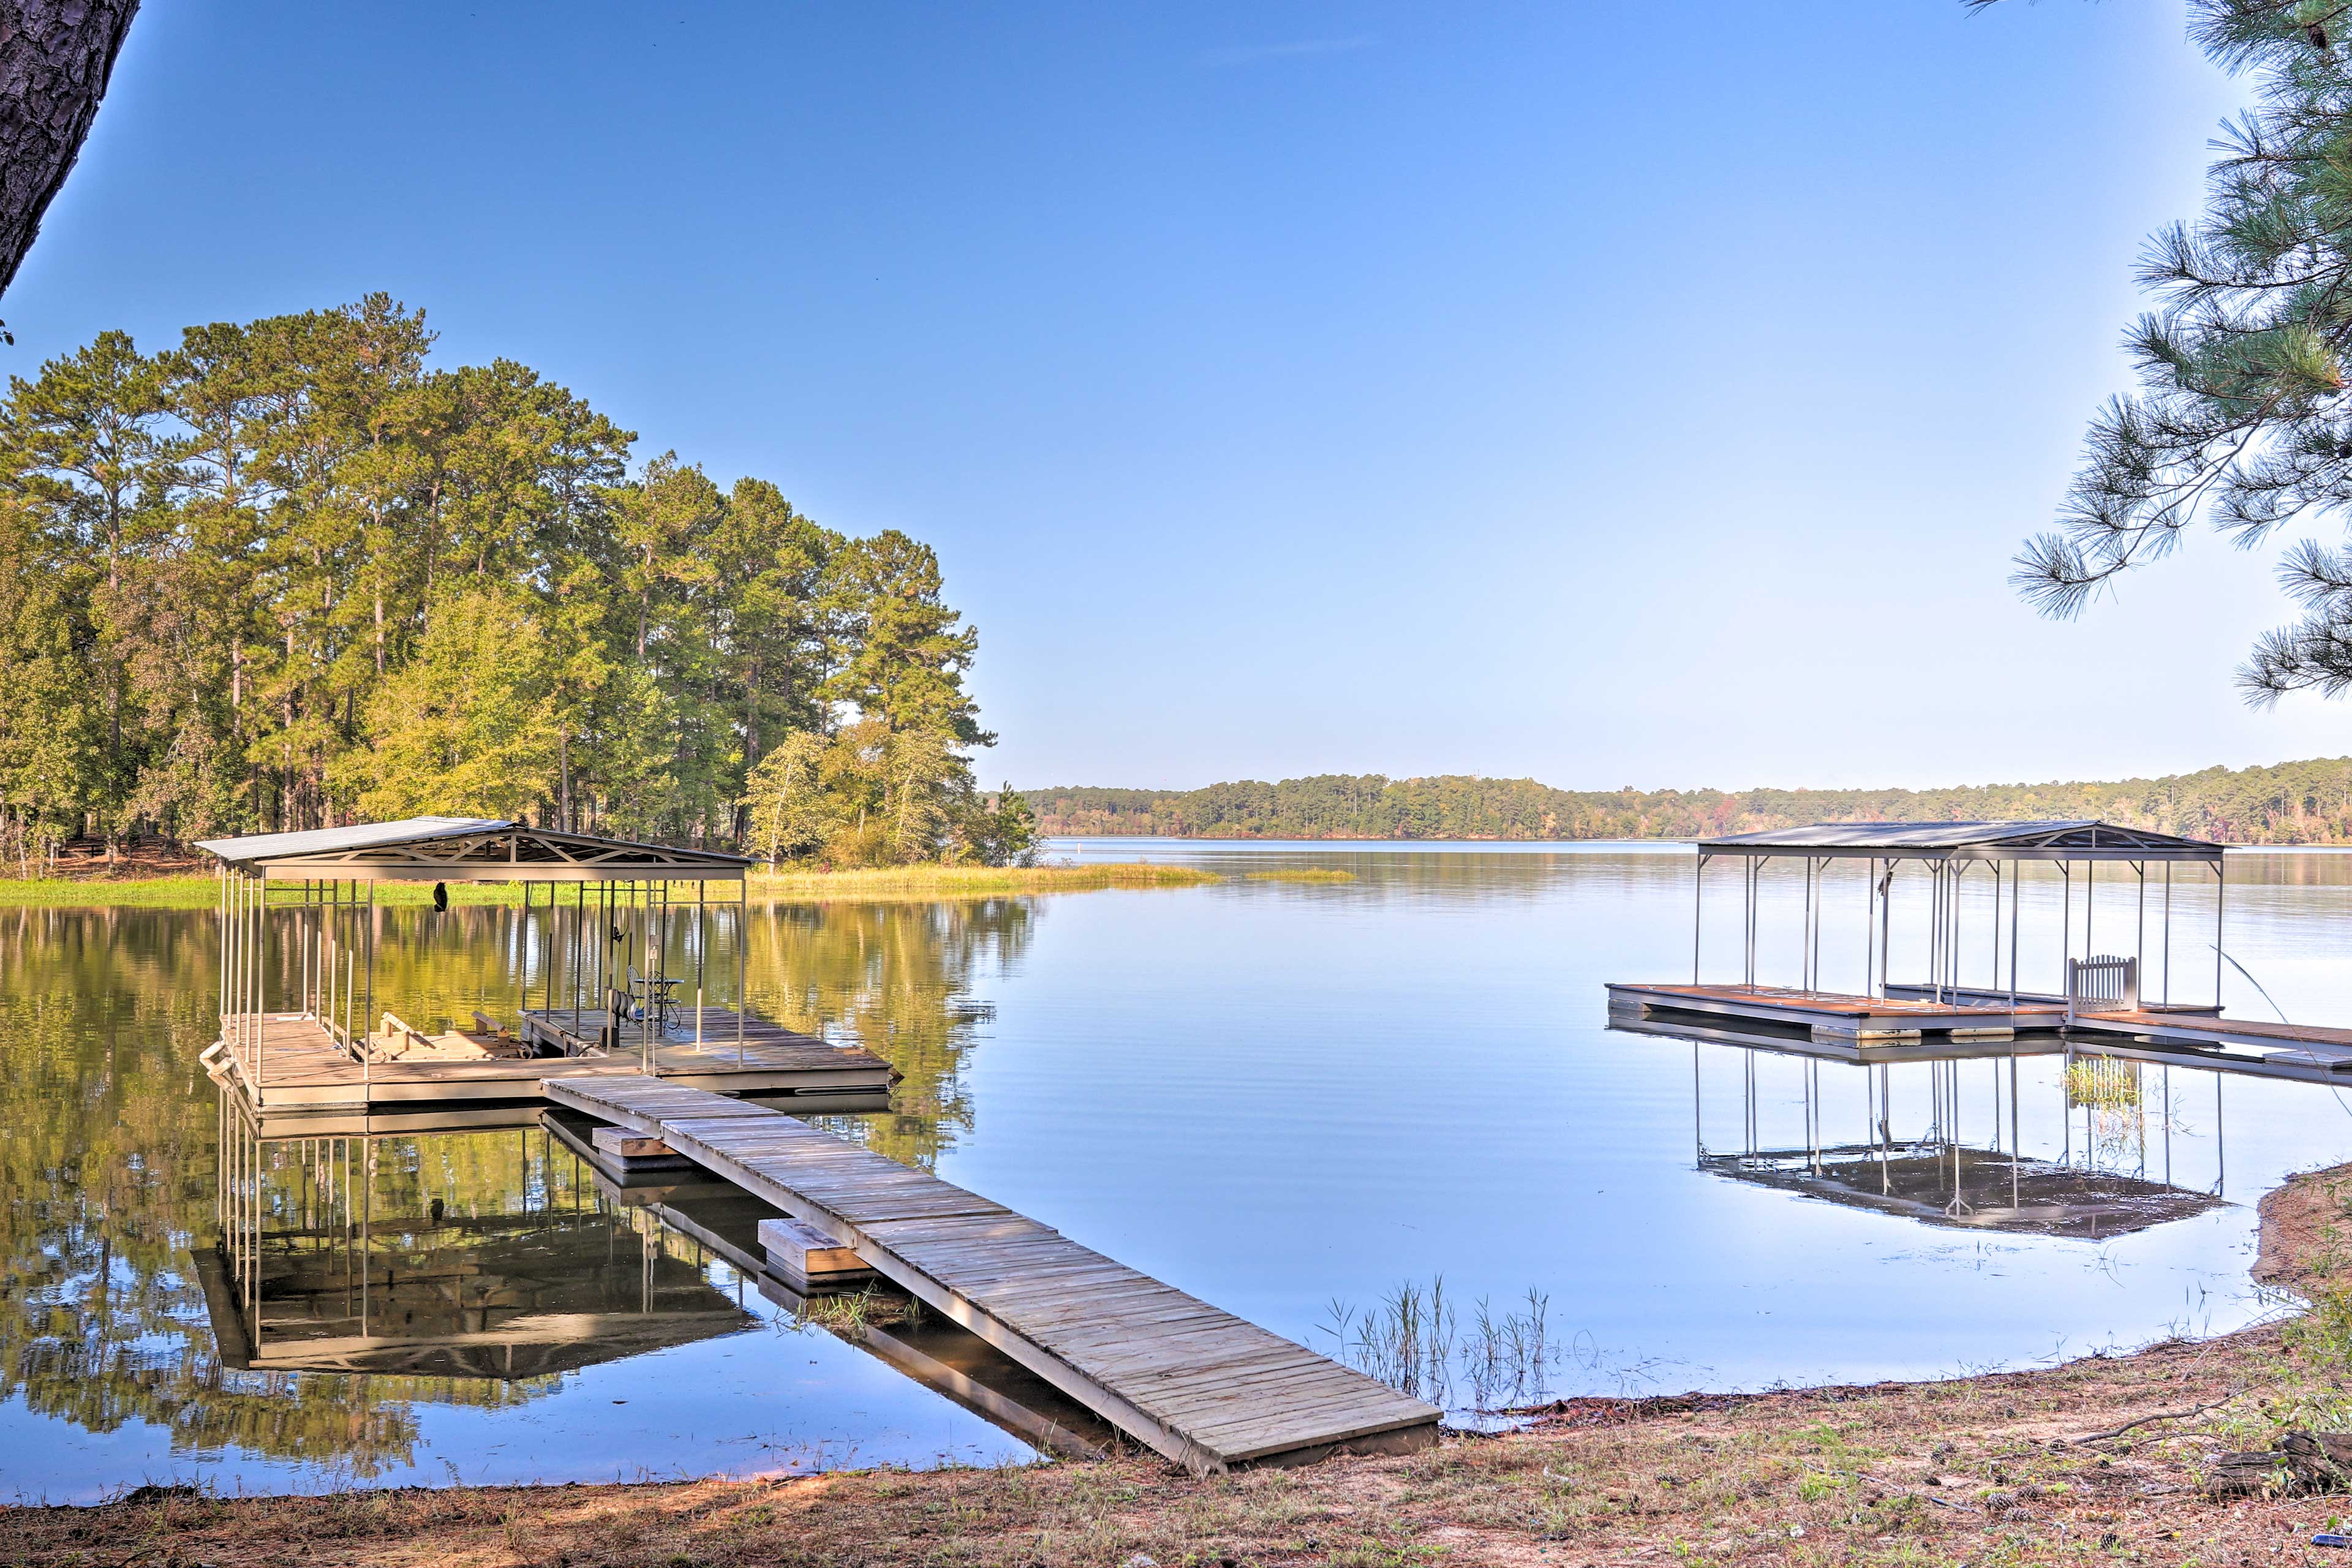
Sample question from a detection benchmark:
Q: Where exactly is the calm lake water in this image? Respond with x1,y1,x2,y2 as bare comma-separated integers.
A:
7,837,2352,1498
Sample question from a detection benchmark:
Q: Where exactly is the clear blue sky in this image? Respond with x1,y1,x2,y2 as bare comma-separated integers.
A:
17,1,2323,792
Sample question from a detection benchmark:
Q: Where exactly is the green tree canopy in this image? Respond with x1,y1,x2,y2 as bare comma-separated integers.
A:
2011,2,2352,702
0,299,1005,865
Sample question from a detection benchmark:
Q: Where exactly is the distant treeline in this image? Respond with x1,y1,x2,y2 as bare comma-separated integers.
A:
1025,759,2352,845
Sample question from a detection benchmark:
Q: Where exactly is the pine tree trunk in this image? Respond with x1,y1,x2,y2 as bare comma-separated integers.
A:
0,0,140,300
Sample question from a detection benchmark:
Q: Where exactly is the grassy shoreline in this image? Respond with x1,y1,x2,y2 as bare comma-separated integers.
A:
14,1164,2351,1565
0,861,1216,909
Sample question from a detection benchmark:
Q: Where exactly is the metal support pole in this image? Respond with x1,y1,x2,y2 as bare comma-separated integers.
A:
2059,861,2071,994
2215,857,2227,1009
1989,862,1999,1001
2163,862,2173,1006
252,872,264,1109
1692,851,1705,985
1811,857,1825,990
1877,861,1892,999
2135,861,2146,992
1802,855,1814,992
736,878,748,1065
2008,859,2021,1011
1863,856,1875,1000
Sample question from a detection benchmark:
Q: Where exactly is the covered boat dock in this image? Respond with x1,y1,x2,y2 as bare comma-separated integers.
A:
1608,820,2231,1044
195,817,893,1127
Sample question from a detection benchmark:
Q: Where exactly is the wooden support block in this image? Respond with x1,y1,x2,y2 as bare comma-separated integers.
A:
586,1125,696,1171
592,1126,676,1159
759,1215,877,1291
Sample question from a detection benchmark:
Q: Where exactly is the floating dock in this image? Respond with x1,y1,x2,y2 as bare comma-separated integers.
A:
194,818,896,1131
1606,981,2057,1042
210,1004,892,1120
543,1073,1442,1473
1608,819,2352,1078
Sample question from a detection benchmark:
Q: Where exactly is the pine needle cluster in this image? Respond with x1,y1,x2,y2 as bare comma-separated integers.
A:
2008,2,2352,702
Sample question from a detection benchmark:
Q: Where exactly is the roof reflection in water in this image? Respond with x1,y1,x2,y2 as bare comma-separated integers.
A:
1610,1013,2231,1243
1698,1145,2223,1240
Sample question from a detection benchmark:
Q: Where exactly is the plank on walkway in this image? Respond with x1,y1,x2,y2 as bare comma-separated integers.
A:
543,1073,1439,1472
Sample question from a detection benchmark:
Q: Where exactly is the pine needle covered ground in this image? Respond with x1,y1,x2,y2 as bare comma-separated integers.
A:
14,1166,2352,1567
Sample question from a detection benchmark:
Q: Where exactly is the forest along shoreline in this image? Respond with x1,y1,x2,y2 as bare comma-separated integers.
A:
14,1164,2352,1566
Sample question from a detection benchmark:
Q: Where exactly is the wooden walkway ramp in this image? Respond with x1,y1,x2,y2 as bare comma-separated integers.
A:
542,1074,1441,1472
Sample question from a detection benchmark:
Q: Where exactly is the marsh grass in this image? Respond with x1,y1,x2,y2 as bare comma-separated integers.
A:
748,863,1218,901
1242,869,1357,884
787,1286,921,1334
1321,1280,1563,1413
2064,1057,2141,1111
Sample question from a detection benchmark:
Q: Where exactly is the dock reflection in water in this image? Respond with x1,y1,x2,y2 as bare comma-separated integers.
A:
201,1090,1118,1464
1615,1013,2234,1243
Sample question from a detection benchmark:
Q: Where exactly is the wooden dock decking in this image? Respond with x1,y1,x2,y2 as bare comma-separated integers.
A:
538,1109,1123,1460
1608,982,2062,1041
1607,982,2352,1081
541,1074,1442,1473
2066,1009,2352,1079
213,1008,894,1119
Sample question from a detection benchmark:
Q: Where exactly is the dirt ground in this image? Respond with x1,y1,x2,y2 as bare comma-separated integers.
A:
12,1167,2352,1568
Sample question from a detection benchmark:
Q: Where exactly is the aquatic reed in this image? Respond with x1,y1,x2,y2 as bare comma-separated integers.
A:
1319,1280,1558,1412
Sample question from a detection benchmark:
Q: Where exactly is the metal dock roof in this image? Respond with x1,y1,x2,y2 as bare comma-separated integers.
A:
1696,820,2225,864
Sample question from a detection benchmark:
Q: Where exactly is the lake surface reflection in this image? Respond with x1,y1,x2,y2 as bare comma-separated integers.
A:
7,839,2352,1497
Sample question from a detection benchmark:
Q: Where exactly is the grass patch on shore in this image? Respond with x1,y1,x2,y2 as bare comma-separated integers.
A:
0,862,1216,910
1243,868,1357,884
748,862,1216,901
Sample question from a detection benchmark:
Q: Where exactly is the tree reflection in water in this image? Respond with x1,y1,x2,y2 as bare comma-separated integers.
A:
0,892,1033,1472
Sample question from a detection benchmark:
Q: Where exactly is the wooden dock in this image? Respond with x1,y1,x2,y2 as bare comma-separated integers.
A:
2065,1009,2352,1080
1607,1001,2069,1064
1607,983,2352,1083
1607,982,2062,1042
542,1074,1442,1473
540,1109,1122,1460
211,1006,894,1122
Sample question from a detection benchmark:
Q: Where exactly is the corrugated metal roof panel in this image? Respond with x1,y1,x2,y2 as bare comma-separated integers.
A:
195,817,511,865
1697,820,2225,860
